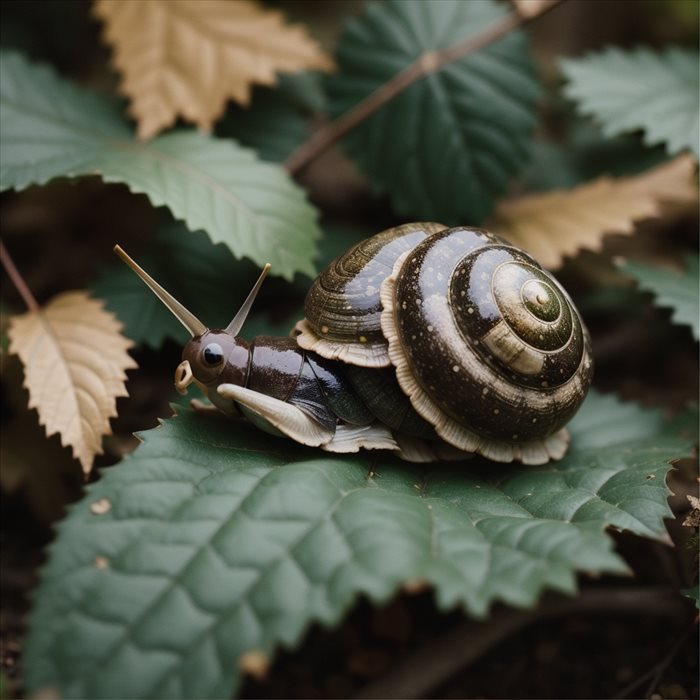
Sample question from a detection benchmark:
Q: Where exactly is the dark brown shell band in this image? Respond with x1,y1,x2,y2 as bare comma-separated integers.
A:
384,227,592,450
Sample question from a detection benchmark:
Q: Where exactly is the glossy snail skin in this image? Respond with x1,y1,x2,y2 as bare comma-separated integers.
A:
115,223,593,465
177,331,374,441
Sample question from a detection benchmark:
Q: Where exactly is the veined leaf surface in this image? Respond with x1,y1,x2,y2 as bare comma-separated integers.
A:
622,254,699,340
491,155,698,268
561,46,700,158
94,0,332,139
0,51,321,280
8,291,136,474
24,391,691,698
326,0,540,224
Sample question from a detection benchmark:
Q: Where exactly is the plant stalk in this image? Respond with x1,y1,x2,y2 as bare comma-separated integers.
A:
285,0,564,175
0,239,40,314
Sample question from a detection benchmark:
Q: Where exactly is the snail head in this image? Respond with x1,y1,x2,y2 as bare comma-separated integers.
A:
113,245,269,395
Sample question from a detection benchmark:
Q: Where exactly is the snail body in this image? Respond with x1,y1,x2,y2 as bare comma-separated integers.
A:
115,223,593,465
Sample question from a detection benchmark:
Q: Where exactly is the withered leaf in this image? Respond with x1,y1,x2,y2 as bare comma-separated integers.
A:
8,291,136,475
683,494,700,528
94,0,333,140
511,0,554,18
490,154,698,268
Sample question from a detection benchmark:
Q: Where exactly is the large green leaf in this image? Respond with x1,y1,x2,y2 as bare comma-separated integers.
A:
0,51,320,280
326,0,539,224
25,391,690,699
561,46,700,158
522,119,669,192
682,584,700,610
216,90,308,164
621,255,699,341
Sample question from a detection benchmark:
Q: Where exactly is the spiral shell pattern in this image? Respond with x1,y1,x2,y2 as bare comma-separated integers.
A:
295,222,446,367
381,226,593,458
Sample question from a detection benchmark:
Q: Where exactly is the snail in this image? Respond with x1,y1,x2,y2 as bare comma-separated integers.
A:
115,223,593,465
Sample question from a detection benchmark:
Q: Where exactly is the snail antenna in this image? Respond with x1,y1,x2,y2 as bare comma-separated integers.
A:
226,263,271,336
113,245,207,338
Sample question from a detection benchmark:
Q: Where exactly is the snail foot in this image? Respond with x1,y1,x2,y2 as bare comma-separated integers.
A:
393,433,475,462
320,422,397,454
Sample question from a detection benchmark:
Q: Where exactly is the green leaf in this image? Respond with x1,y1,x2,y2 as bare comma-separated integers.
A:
682,584,700,609
25,391,690,699
0,51,320,280
216,80,312,163
326,0,539,224
621,255,699,340
561,46,700,158
522,120,669,192
276,71,327,115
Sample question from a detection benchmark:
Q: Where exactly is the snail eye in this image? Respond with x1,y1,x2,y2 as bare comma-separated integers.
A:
203,342,224,366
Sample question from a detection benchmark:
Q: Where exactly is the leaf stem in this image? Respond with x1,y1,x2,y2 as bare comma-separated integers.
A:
284,0,564,175
0,239,40,314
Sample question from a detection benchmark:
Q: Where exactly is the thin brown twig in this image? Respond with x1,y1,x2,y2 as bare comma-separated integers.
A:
284,0,564,176
0,239,40,313
354,587,692,700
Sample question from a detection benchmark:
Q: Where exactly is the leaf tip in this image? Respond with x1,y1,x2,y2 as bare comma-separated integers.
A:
403,578,430,595
27,685,61,700
238,649,270,681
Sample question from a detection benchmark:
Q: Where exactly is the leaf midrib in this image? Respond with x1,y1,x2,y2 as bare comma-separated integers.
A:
108,138,253,215
2,92,253,216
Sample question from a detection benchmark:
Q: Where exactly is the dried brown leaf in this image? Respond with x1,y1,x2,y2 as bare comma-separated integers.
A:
511,0,555,18
490,154,699,268
8,291,136,475
94,0,333,139
238,650,270,681
683,494,700,528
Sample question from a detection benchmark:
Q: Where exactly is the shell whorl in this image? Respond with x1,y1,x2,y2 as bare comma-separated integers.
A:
295,222,446,367
380,226,592,463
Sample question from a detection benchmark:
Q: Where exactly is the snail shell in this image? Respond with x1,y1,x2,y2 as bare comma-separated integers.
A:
295,223,593,464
